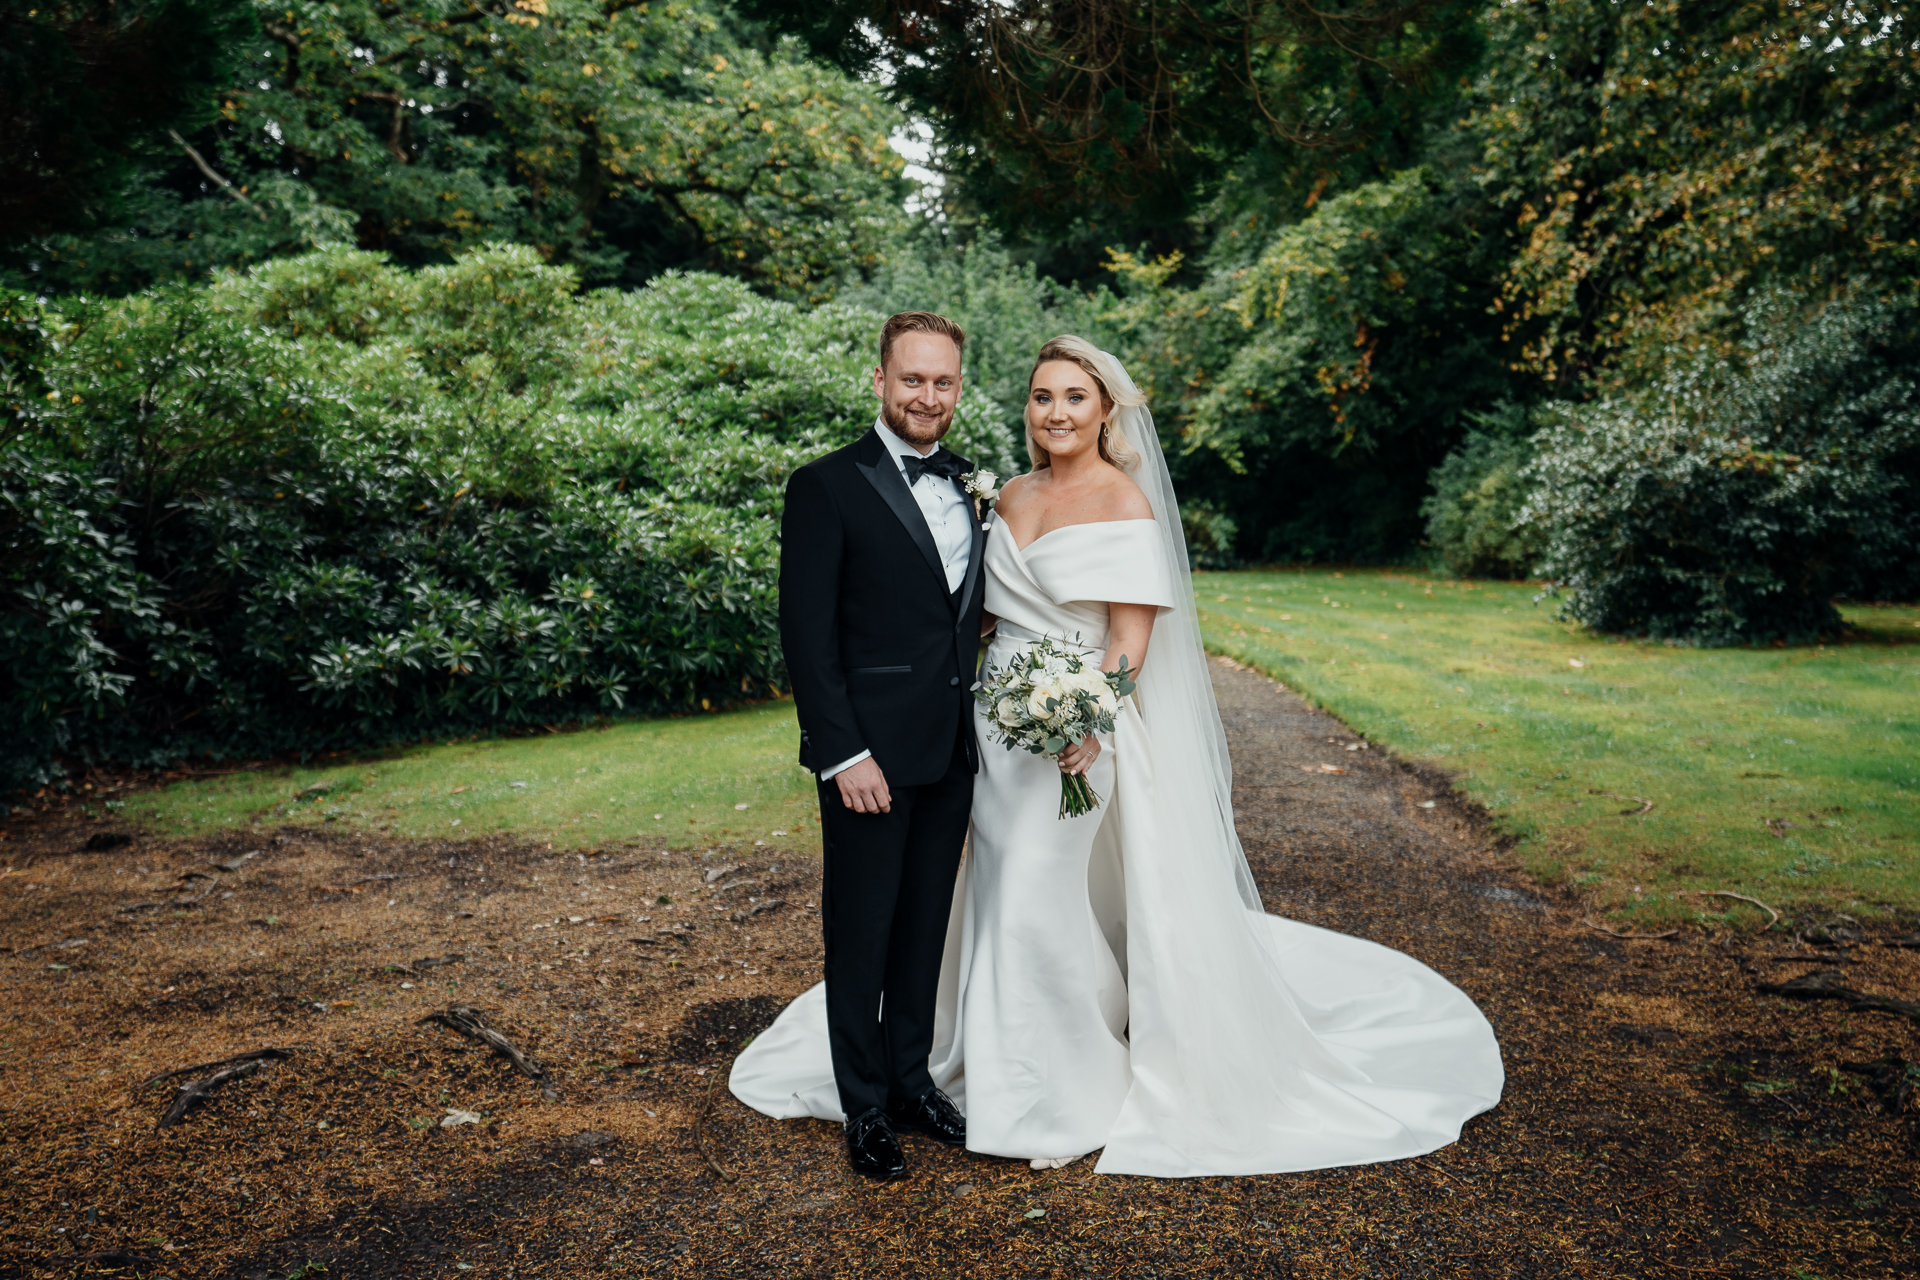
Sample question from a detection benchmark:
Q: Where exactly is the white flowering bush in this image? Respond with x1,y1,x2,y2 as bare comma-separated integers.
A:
1521,287,1920,645
973,636,1136,818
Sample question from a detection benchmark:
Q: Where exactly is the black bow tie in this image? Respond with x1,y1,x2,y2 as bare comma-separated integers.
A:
901,451,967,486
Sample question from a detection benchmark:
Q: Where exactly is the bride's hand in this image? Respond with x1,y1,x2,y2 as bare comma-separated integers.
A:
1057,733,1100,775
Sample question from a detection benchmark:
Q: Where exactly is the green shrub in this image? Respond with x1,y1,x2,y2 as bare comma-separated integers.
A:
1179,503,1239,569
1104,167,1519,564
1420,403,1543,579
1,246,1019,790
1522,288,1920,645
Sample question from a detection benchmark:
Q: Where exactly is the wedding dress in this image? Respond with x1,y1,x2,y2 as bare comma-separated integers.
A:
733,350,1503,1177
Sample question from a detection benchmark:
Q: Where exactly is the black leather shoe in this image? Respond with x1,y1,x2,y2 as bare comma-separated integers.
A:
890,1087,966,1146
844,1107,907,1179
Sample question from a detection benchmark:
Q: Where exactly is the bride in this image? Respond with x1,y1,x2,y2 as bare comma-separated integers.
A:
733,336,1504,1176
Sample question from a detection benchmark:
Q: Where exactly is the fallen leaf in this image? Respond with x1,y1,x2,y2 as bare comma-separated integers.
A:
441,1108,483,1128
1569,657,1585,667
451,786,469,795
733,802,750,810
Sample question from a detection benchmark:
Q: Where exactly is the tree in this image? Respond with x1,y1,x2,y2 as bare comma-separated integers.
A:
1470,0,1920,381
7,0,911,297
0,0,257,236
744,0,1485,279
1104,167,1519,562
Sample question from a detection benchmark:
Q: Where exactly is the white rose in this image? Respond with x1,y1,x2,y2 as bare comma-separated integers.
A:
1092,678,1119,712
995,696,1023,727
1027,683,1063,719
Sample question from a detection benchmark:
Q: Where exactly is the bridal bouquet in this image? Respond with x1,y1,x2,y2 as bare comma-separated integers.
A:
972,636,1138,819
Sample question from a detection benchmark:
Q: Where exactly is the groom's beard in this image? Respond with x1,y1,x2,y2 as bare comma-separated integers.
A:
881,398,955,448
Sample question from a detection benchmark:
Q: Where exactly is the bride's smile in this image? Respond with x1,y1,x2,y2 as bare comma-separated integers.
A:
1027,361,1107,459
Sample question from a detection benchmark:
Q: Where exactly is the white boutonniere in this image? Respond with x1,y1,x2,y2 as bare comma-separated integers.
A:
963,469,999,524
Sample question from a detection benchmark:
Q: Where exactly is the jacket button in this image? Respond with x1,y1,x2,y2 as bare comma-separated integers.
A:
949,676,960,687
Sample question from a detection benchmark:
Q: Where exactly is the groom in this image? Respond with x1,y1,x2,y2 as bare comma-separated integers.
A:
779,312,985,1179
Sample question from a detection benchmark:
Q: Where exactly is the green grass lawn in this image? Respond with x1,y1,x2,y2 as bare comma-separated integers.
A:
1196,568,1920,927
116,567,1919,928
118,700,824,855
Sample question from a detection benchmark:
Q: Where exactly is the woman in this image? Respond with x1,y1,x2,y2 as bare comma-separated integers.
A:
734,336,1504,1176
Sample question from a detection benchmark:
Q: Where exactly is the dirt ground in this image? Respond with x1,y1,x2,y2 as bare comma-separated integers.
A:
2,658,1916,1279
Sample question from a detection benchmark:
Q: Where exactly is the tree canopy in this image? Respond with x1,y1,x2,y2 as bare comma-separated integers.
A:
0,0,257,236
1472,0,1920,381
7,0,911,297
744,0,1486,279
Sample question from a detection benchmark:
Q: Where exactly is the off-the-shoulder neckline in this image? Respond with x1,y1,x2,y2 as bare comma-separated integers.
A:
1005,517,1159,554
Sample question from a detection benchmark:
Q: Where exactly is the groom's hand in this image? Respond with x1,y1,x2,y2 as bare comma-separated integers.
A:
836,757,892,814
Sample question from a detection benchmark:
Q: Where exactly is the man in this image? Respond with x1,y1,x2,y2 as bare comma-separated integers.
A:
778,312,983,1179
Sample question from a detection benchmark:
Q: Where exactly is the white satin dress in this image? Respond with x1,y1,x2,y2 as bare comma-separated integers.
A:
732,518,1505,1176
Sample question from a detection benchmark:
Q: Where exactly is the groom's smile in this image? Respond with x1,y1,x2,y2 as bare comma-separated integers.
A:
873,329,963,451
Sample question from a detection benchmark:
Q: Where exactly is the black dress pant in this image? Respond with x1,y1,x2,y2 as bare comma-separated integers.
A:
817,732,971,1120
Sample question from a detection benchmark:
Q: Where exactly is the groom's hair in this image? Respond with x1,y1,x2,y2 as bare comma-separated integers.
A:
879,311,965,371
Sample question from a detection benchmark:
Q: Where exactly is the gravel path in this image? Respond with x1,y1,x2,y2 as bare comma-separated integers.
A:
1,659,1914,1278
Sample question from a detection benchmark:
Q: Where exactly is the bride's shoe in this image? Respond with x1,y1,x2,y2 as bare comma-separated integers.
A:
1029,1154,1083,1171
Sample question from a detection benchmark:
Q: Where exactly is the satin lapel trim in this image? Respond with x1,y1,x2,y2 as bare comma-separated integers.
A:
954,486,987,625
855,452,947,592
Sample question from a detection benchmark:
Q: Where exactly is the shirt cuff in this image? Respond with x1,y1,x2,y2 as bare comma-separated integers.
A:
819,750,872,781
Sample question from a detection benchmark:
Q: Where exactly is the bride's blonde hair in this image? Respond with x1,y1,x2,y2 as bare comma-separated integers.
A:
1026,335,1144,474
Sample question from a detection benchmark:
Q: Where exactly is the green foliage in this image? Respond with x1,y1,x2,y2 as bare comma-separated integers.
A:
1200,567,1920,922
0,0,257,235
1106,168,1519,563
1420,403,1543,580
1179,502,1240,569
8,1,908,297
1522,287,1920,645
749,1,1485,282
1471,0,1920,378
0,246,1017,788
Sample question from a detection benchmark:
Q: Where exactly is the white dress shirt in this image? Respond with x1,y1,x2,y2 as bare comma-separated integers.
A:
821,418,975,781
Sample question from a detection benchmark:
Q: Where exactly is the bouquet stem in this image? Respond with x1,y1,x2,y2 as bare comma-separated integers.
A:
1058,771,1102,819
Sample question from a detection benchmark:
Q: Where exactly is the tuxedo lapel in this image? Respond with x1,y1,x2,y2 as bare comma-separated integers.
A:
853,433,948,593
954,484,987,622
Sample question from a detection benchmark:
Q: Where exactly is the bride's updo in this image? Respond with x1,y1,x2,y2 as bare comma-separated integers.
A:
1027,335,1144,475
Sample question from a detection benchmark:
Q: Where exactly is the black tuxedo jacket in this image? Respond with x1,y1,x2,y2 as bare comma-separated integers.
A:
779,429,988,788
